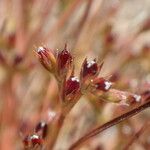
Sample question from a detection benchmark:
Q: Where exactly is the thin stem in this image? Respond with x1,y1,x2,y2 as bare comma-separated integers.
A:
69,100,150,150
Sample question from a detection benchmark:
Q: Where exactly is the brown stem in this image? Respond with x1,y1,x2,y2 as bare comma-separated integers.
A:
69,100,150,150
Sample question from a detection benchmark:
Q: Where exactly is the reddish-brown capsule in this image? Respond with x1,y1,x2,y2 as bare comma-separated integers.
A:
65,76,80,95
57,45,73,77
64,76,80,101
93,77,112,92
82,59,98,78
35,121,48,138
80,58,103,82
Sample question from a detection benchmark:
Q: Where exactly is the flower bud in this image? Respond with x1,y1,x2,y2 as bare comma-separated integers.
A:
57,44,73,78
80,58,104,82
36,46,56,72
81,58,98,78
64,76,80,101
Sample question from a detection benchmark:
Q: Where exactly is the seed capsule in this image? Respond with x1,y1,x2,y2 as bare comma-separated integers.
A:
65,76,80,95
57,44,73,78
81,58,98,79
64,76,80,101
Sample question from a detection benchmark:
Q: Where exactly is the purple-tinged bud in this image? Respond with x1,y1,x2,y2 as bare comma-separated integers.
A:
35,121,48,138
57,44,73,78
93,78,112,92
65,76,80,101
80,58,103,81
82,59,98,78
36,46,56,72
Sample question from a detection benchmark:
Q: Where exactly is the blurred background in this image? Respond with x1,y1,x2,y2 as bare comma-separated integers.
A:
0,0,150,150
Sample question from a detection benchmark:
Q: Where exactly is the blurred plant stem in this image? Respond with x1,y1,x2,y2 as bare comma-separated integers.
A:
123,121,150,150
69,99,150,150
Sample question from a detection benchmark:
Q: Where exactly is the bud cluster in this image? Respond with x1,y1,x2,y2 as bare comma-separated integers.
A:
36,44,112,103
